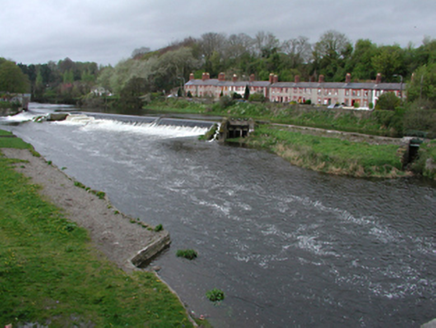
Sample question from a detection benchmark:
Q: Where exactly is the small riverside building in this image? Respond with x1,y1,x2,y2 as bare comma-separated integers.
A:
184,72,405,109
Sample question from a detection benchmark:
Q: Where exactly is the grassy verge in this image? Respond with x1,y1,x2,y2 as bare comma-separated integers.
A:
242,125,405,178
0,133,193,327
145,98,404,137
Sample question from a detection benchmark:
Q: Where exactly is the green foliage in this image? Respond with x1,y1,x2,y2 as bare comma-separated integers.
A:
206,289,225,302
176,249,198,260
248,92,265,102
403,108,436,138
218,95,234,109
0,60,30,93
354,101,360,108
375,92,401,110
244,85,250,100
154,224,163,232
187,90,193,98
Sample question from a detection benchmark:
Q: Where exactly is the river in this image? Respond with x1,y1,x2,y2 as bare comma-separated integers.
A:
1,103,436,327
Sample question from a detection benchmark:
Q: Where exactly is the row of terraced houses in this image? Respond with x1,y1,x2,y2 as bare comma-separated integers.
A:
184,72,405,108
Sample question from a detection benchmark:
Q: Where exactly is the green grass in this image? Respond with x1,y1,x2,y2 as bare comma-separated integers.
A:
0,131,33,150
244,125,404,178
0,132,193,327
176,249,198,260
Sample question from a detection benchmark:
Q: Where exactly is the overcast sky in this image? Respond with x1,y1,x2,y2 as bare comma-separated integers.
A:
1,0,435,66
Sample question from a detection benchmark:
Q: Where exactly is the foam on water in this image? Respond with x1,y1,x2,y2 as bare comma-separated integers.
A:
55,114,209,138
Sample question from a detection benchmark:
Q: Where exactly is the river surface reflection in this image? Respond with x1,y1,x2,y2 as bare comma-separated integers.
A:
2,104,436,327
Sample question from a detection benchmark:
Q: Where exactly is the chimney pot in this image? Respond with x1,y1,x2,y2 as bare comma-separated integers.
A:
189,73,195,81
232,74,237,82
376,73,382,84
273,75,278,84
250,74,255,82
269,73,274,83
345,73,351,83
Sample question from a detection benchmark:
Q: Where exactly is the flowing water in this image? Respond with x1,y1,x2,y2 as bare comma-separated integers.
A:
1,104,436,327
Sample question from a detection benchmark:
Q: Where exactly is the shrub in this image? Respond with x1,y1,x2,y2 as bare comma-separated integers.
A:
206,288,225,302
176,249,198,260
375,92,400,110
218,95,234,109
232,92,242,99
304,99,312,105
354,102,360,108
248,92,265,103
154,224,163,232
187,90,193,98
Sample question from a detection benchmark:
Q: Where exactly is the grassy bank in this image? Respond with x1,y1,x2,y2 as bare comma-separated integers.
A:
242,125,405,178
0,133,193,327
146,98,406,137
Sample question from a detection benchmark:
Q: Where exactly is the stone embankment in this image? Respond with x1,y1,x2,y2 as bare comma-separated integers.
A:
2,148,170,272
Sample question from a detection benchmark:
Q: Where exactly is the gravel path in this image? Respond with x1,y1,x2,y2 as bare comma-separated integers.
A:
2,148,169,273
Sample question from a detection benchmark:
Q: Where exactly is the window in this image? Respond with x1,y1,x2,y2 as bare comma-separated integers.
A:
345,90,349,96
318,89,321,95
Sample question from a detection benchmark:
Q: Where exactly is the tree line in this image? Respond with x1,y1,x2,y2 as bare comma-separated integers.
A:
3,29,436,108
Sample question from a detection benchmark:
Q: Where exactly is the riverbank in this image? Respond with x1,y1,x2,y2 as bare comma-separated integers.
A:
144,98,436,179
0,134,196,327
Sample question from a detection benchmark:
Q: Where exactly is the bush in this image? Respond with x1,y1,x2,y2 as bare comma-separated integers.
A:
232,92,242,99
304,99,312,105
154,224,163,232
248,92,265,103
176,249,198,260
219,95,234,109
354,101,360,108
206,288,225,302
375,92,400,110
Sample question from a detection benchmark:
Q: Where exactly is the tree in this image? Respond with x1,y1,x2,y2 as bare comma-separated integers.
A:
375,92,400,110
312,30,352,81
406,63,436,104
244,85,250,100
0,60,29,93
372,45,405,81
346,39,378,80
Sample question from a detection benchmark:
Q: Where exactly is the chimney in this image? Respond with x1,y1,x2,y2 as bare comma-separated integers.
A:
202,72,207,81
345,73,351,83
218,72,225,81
319,75,325,83
376,73,382,84
294,75,300,83
269,73,274,83
273,75,278,84
232,74,237,83
250,74,255,82
189,73,195,81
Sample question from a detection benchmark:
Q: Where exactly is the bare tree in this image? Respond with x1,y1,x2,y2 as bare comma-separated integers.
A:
254,31,280,57
282,36,312,66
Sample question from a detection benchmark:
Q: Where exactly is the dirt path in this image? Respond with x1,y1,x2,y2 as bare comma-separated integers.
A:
2,148,169,273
